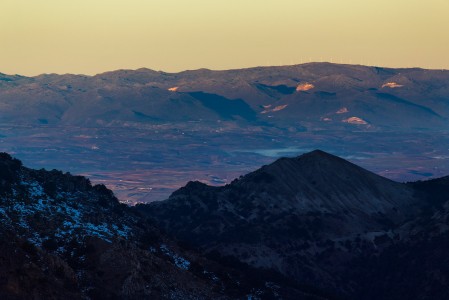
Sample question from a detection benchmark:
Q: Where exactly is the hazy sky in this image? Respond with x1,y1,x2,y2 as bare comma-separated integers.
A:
1,0,448,76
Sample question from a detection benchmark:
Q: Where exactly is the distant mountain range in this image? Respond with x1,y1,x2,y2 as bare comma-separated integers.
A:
138,150,449,300
1,63,449,131
1,63,449,203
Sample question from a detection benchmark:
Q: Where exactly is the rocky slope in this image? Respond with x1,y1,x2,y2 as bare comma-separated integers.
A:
0,153,330,300
139,150,449,299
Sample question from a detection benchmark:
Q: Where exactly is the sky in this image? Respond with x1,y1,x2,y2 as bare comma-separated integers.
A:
1,0,448,76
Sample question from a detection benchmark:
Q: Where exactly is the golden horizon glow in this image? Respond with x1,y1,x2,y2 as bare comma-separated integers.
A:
1,0,448,76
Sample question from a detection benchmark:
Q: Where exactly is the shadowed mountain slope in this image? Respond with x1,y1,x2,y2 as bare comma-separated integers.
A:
142,150,420,243
138,150,449,299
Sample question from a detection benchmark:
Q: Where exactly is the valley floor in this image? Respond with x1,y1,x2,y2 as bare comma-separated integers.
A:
2,124,449,203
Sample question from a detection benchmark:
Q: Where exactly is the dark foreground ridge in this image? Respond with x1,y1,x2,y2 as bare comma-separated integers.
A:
2,150,449,299
139,149,449,300
0,152,329,299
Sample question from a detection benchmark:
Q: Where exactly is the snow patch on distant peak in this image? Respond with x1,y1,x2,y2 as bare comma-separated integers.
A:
336,107,349,114
296,83,315,92
272,105,288,112
261,104,288,114
343,117,368,125
382,82,403,89
168,86,179,92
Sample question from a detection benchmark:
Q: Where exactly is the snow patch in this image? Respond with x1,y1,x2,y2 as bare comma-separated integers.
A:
4,178,131,245
343,117,368,125
261,104,288,114
336,107,349,114
296,83,315,92
272,105,288,112
159,244,190,270
203,270,219,282
381,82,403,88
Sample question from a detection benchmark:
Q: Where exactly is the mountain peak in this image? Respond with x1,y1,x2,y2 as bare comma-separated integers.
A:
226,150,418,218
296,149,339,160
0,153,23,181
259,149,358,180
305,149,328,155
0,152,15,162
139,154,449,300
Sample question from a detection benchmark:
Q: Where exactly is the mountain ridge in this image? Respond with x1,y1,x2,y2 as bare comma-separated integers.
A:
1,62,449,130
0,152,326,299
2,150,449,299
4,62,448,78
138,149,449,299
